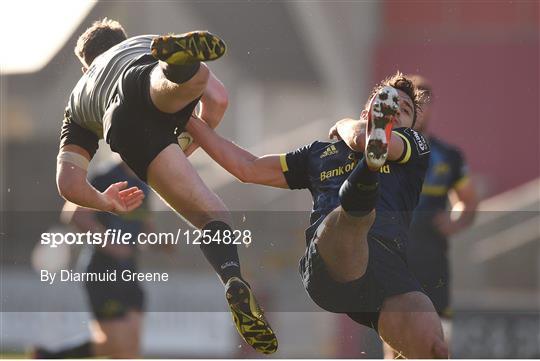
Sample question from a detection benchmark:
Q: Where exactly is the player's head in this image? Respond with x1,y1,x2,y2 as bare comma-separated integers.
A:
363,71,427,129
408,75,433,132
74,18,127,70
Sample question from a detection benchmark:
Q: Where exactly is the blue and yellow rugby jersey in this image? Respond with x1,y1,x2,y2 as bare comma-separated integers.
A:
410,136,469,243
414,137,468,214
407,137,469,314
281,127,430,254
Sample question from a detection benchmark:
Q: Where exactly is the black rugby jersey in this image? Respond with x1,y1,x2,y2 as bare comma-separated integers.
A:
281,127,430,253
67,35,155,137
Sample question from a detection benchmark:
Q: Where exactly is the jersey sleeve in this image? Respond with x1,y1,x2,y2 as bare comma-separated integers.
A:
59,109,99,157
280,142,314,190
392,128,430,164
449,148,469,189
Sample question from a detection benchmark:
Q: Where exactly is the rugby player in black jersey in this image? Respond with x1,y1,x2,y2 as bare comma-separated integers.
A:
186,72,449,358
55,19,277,354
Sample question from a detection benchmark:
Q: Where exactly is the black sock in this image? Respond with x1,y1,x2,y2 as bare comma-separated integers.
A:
339,157,379,217
199,221,242,284
160,61,201,84
36,341,93,359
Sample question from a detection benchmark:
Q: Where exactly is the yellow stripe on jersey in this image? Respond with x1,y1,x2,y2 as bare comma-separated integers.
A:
279,154,289,172
422,184,449,196
453,175,470,190
393,131,412,164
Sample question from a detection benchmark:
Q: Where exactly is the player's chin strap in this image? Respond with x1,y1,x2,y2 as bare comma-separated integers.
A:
57,151,89,171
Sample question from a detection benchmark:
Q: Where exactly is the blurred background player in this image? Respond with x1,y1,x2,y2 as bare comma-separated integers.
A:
186,73,449,358
55,19,277,353
34,160,153,358
383,75,479,358
407,75,478,335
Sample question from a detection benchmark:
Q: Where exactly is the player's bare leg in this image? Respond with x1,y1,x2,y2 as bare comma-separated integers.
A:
148,145,230,227
149,31,226,114
314,208,374,282
316,86,399,282
150,62,209,113
91,310,142,358
378,292,448,358
147,144,278,354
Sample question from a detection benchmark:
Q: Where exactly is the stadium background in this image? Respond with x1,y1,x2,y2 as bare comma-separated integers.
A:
1,0,538,358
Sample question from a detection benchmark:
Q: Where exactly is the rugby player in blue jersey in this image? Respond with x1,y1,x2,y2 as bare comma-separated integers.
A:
408,76,477,319
35,161,152,358
55,19,277,354
391,76,477,357
187,72,448,358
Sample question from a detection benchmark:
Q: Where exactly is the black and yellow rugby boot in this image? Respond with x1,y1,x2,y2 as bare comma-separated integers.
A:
151,31,227,65
225,277,278,354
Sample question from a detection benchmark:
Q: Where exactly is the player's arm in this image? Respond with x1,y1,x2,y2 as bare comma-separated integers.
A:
198,71,228,128
435,175,479,236
329,118,405,160
186,116,288,188
57,116,145,213
56,144,144,213
183,71,228,157
450,178,478,227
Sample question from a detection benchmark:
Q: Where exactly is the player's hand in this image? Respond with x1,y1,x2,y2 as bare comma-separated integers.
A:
328,124,342,140
433,211,460,236
100,181,145,214
329,118,366,151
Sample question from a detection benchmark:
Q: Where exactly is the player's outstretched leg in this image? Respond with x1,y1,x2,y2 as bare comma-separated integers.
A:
148,31,226,114
147,145,277,354
315,86,400,283
339,85,399,217
364,86,399,170
338,85,399,221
